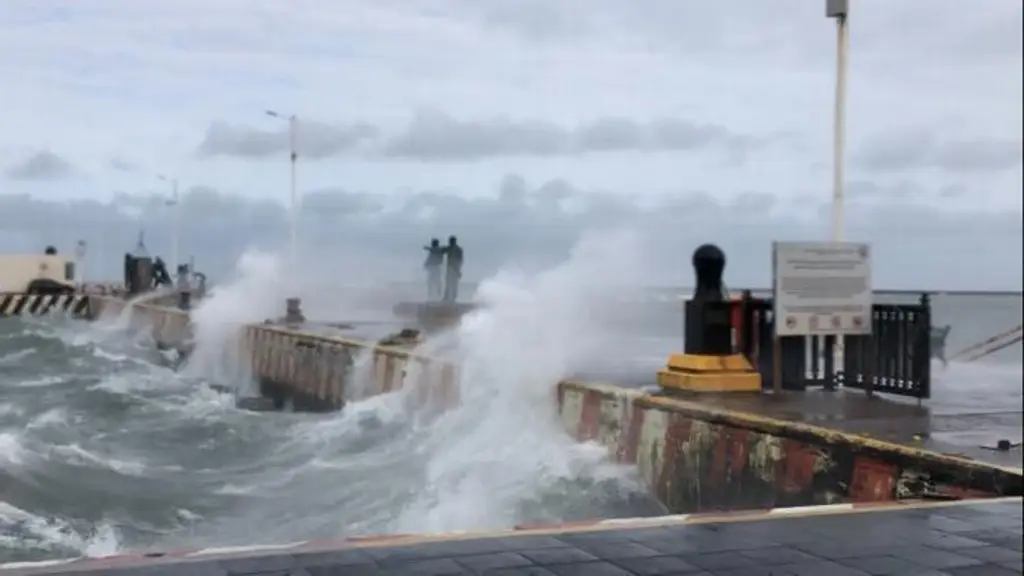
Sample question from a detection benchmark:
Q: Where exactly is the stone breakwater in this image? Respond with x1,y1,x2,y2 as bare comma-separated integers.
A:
87,296,1023,515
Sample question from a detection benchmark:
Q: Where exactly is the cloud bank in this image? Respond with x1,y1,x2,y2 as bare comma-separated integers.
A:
193,111,771,163
2,175,1019,291
0,1,1019,293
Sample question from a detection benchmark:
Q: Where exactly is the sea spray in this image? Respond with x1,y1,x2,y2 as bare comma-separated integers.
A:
180,248,390,395
94,287,175,335
182,250,288,395
390,229,656,533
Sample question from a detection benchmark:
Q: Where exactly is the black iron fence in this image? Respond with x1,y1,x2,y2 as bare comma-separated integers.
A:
686,293,932,399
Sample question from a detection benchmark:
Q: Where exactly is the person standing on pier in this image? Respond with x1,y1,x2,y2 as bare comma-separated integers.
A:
443,235,463,302
423,238,446,301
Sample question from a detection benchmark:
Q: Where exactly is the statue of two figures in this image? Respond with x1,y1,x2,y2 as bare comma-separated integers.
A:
423,236,463,303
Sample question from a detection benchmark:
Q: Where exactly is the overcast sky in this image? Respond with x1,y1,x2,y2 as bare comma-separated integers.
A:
1,1,1021,289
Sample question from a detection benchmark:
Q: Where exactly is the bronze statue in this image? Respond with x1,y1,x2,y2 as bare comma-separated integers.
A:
443,235,463,303
423,238,445,301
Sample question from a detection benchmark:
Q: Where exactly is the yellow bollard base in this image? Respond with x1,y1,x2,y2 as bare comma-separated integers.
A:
656,353,762,393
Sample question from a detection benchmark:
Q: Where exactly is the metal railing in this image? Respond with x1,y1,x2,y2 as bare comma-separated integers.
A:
686,293,933,399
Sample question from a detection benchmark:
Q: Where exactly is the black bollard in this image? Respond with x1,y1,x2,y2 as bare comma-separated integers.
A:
658,242,761,393
684,244,732,355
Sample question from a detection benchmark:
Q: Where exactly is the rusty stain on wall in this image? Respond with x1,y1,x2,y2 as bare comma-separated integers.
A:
558,381,1023,514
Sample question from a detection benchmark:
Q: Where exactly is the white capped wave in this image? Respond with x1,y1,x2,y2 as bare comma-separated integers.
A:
183,250,288,395
387,229,654,534
0,349,35,365
10,375,64,389
0,502,120,558
26,408,68,431
0,431,26,467
46,444,148,477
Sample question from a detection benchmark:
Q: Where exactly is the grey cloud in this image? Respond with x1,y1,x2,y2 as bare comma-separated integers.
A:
5,150,76,181
196,111,769,162
300,188,385,217
109,157,138,172
474,0,595,43
857,130,1023,173
382,111,765,161
6,176,1017,290
473,0,1022,65
382,111,566,160
846,181,965,201
196,120,379,160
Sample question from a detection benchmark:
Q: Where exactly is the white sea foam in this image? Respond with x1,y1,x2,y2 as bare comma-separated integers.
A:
0,502,120,558
0,431,27,467
0,349,35,365
389,229,653,533
182,250,289,395
47,444,148,477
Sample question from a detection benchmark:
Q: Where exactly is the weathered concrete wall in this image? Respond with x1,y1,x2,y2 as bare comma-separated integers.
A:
244,324,458,411
86,295,1022,514
89,296,190,350
558,380,1023,513
88,296,459,411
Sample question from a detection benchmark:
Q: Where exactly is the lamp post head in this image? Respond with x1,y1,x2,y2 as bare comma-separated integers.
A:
826,0,848,18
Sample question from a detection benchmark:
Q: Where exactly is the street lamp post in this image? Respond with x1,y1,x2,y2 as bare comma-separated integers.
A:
826,0,849,243
266,109,299,269
266,109,305,324
826,0,850,367
157,174,180,270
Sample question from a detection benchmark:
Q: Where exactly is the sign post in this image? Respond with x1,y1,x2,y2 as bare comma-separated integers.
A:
772,241,873,393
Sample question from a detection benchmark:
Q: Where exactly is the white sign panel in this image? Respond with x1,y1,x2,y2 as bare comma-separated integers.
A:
773,241,873,337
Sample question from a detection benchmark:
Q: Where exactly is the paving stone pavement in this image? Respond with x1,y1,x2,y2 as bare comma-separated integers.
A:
3,500,1021,575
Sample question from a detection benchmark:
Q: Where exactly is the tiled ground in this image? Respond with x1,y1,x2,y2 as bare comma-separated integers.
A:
4,499,1021,575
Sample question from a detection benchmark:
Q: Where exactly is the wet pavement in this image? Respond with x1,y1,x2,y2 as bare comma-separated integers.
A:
568,375,1023,470
4,499,1020,575
653,389,1023,470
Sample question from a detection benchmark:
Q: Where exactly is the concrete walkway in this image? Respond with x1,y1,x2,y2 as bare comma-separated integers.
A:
3,498,1020,575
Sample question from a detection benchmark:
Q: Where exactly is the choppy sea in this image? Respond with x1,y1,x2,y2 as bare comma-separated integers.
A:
1,275,1020,563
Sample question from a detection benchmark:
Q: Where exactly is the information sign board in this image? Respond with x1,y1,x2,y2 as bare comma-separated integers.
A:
772,241,872,337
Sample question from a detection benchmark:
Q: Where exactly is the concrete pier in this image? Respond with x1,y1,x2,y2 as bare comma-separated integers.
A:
86,295,1022,513
4,293,1005,575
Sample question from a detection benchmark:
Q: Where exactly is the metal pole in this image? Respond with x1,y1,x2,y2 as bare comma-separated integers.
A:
171,179,180,271
827,0,851,373
74,240,87,285
288,115,298,270
831,13,848,242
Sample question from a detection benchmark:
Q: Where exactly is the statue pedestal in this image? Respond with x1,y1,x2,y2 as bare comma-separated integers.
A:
392,301,478,333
